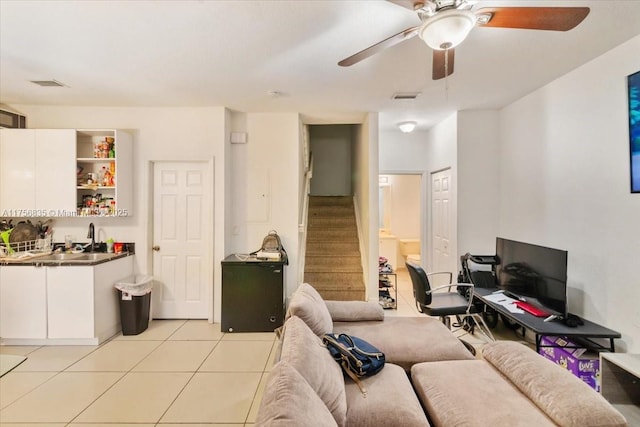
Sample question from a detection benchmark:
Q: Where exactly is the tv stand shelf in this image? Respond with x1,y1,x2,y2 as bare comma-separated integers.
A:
474,288,621,353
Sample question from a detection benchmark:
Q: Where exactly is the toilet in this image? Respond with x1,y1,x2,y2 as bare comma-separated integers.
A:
399,239,421,267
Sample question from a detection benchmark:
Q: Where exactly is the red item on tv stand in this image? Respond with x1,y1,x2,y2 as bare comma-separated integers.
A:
515,301,550,317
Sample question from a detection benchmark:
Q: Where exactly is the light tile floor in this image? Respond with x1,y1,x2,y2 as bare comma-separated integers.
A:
0,319,275,426
0,271,531,426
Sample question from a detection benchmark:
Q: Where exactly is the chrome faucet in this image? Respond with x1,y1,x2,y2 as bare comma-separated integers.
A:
86,222,95,252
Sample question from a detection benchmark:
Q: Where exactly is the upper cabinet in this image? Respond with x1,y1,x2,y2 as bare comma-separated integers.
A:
0,128,132,218
0,129,76,215
76,130,133,217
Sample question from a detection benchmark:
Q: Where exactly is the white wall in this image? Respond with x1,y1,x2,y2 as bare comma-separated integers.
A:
379,130,429,171
309,125,352,196
227,112,300,299
498,35,640,352
353,113,378,301
457,110,500,256
424,113,458,273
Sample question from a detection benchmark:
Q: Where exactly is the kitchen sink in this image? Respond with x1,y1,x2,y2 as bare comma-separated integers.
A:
38,253,85,261
73,253,117,261
36,252,123,264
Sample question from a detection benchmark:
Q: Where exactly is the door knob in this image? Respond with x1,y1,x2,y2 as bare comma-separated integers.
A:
152,245,160,252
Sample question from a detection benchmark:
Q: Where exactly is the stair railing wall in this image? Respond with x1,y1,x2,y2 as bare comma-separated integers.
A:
298,153,313,286
351,194,369,301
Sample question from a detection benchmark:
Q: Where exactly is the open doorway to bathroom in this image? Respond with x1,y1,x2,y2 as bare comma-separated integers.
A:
378,173,423,272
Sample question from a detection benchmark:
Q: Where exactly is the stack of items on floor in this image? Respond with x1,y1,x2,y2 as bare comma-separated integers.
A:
255,283,628,427
378,256,395,309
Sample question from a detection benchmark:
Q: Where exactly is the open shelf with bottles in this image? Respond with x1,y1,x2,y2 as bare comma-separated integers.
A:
76,130,132,217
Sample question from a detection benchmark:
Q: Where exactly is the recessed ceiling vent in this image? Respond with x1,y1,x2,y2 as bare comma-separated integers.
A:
30,79,66,87
392,92,421,100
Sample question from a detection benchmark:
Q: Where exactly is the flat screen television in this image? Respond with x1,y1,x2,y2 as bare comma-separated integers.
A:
495,238,568,317
628,70,640,193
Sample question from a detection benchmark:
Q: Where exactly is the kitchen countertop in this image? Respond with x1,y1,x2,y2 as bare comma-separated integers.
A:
0,251,132,266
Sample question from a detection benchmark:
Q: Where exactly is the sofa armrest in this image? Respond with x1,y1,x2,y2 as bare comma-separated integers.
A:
324,300,384,322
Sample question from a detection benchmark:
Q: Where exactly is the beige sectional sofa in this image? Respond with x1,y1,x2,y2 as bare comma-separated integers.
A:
255,283,627,427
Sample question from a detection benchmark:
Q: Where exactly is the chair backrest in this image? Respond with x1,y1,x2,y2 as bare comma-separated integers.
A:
406,261,432,307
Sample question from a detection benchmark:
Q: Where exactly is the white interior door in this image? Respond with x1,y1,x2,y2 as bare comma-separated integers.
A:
152,162,211,318
431,168,452,276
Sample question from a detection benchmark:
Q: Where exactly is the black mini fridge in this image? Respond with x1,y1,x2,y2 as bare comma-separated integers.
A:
221,254,285,333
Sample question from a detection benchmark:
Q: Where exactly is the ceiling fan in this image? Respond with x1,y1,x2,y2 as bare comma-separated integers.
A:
338,0,590,80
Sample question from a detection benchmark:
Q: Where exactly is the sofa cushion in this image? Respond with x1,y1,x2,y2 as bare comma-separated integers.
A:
411,359,557,427
345,363,430,427
482,341,627,427
333,316,475,371
280,315,347,426
287,283,333,336
255,361,338,427
325,300,384,322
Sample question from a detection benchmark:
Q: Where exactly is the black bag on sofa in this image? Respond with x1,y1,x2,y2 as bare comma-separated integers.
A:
323,333,385,396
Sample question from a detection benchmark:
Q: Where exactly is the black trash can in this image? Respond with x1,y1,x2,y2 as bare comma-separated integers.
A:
115,275,153,335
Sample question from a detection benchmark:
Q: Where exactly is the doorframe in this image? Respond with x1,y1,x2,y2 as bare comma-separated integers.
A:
148,159,215,322
377,170,428,269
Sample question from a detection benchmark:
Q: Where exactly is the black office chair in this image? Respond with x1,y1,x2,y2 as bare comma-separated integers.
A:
406,261,494,342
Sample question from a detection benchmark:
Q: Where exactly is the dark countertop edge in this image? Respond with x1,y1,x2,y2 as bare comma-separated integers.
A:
0,252,133,267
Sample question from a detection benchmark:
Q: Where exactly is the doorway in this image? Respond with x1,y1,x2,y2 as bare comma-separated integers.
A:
151,161,212,319
378,173,423,271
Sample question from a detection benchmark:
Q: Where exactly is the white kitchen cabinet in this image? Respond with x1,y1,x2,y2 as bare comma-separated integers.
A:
46,266,94,339
46,256,134,342
76,129,133,217
0,256,134,345
0,265,48,339
0,128,132,218
0,129,76,215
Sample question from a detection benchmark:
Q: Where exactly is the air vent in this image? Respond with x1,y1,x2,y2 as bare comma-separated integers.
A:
30,79,66,87
392,92,421,100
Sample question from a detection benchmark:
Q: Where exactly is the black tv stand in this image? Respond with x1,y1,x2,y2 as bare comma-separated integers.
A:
474,288,621,352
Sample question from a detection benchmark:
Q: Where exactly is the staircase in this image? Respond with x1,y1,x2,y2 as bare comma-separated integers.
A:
303,196,366,301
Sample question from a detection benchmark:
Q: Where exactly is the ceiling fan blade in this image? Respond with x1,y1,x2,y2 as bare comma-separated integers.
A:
475,7,590,31
338,26,419,67
432,49,455,80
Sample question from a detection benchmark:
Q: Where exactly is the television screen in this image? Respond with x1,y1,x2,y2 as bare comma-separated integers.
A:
496,238,568,316
628,70,640,193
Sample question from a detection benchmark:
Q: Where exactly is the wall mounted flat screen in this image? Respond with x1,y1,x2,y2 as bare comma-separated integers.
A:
496,238,568,316
628,70,640,193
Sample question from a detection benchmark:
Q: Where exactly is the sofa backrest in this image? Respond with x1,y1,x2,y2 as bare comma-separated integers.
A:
286,283,333,336
279,315,347,426
482,341,627,427
255,360,339,427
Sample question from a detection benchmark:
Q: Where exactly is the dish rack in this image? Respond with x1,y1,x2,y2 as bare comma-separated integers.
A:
0,234,53,257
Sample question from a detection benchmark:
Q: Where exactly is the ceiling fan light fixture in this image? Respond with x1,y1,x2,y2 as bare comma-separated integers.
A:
418,9,477,50
398,121,418,133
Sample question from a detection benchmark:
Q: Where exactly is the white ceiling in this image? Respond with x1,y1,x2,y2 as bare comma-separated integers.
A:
1,0,640,131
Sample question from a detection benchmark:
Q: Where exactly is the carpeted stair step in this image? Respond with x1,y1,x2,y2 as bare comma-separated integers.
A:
304,196,365,302
304,255,361,270
308,216,356,227
306,241,361,254
306,228,358,241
